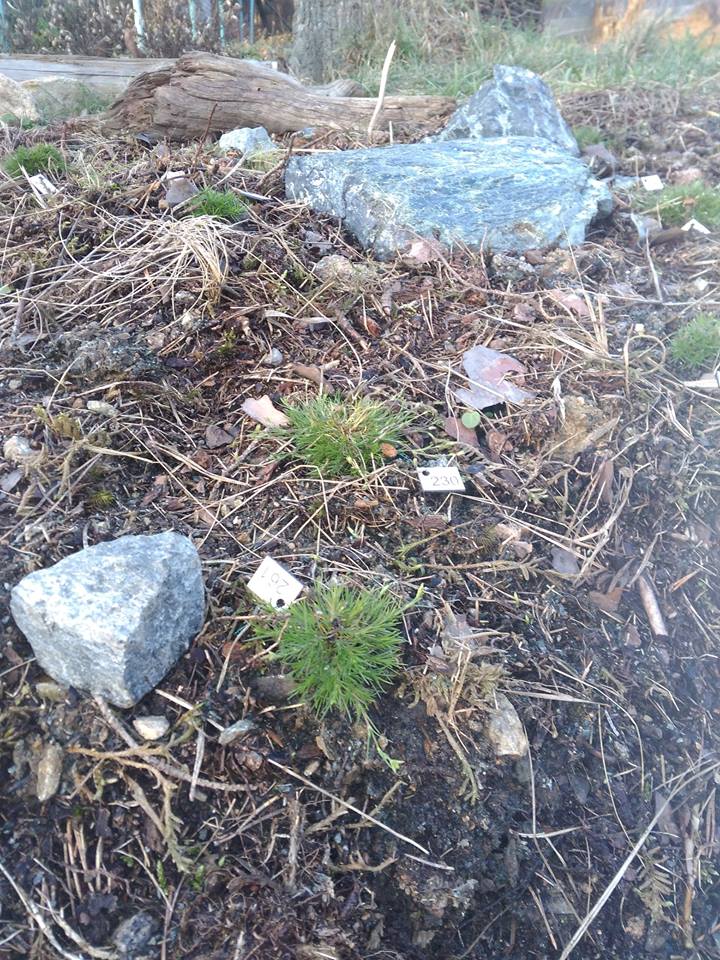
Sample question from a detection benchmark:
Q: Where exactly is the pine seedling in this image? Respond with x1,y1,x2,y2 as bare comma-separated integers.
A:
670,313,720,370
281,394,409,478
637,181,720,228
186,188,248,222
3,143,64,178
253,583,409,719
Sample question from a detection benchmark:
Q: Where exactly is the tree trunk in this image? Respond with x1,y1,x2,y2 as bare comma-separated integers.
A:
290,0,375,83
102,53,454,141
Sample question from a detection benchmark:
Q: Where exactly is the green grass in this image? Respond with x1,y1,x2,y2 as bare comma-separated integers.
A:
636,181,720,229
670,314,720,371
573,125,604,150
253,583,407,718
350,15,720,97
186,188,248,222
281,394,410,478
3,143,64,178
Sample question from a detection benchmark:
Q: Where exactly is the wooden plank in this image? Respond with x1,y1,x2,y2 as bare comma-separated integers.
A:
0,54,173,85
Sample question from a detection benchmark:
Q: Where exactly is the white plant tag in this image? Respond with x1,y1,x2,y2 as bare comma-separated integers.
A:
682,218,710,235
640,174,663,191
28,173,58,197
417,465,465,493
247,557,303,608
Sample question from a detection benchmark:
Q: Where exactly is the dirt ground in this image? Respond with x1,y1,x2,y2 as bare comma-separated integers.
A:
1,83,719,960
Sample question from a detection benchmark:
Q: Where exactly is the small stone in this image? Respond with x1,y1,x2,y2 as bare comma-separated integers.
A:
265,347,284,366
218,718,256,745
113,911,159,960
434,65,579,155
218,126,274,157
253,674,296,703
36,743,63,801
163,173,199,208
0,74,39,122
10,532,204,708
486,693,528,759
3,435,36,463
86,399,117,417
35,681,67,702
132,716,170,741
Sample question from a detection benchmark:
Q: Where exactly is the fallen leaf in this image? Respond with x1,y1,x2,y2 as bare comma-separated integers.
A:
455,345,535,411
403,237,446,264
363,316,382,336
512,302,537,324
486,428,511,459
443,416,480,448
291,363,324,386
589,586,623,613
551,547,580,575
205,424,233,449
241,395,289,428
547,288,591,318
380,442,397,458
594,458,614,505
163,174,199,208
141,474,168,506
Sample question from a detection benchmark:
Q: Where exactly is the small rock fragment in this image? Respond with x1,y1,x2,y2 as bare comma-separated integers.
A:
10,532,204,708
253,674,296,703
86,399,117,417
264,347,284,366
113,911,159,960
163,173,199,208
486,693,528,759
35,681,67,702
218,718,257,745
218,126,274,157
36,743,63,801
3,435,36,463
133,716,170,741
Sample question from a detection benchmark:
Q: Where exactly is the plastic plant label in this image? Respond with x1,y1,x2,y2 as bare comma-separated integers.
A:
640,175,663,191
682,218,710,235
417,465,465,493
27,173,58,197
247,557,303,609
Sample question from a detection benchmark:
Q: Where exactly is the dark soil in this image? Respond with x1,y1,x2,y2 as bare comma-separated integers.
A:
1,86,719,960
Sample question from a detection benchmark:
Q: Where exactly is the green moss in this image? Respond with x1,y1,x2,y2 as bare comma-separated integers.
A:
281,394,410,478
670,314,720,371
186,188,248,222
3,143,65,178
637,181,720,228
253,583,408,718
573,125,604,150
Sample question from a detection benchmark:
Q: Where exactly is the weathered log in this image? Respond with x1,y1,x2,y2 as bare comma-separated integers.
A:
102,52,455,141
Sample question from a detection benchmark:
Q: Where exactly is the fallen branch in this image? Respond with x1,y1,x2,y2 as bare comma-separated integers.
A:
103,52,454,141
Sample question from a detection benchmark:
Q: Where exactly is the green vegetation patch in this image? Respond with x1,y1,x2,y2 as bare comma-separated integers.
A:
253,583,407,718
670,314,720,371
186,188,248,222
282,394,410,478
636,181,720,229
3,143,64,178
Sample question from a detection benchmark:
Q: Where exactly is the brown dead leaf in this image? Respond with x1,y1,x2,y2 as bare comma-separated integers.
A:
547,288,591,318
455,345,535,410
205,424,233,449
486,428,511,459
380,442,397,458
589,586,624,613
443,417,480,448
141,474,168,506
241,395,289,428
363,316,382,336
291,363,324,387
594,458,615,505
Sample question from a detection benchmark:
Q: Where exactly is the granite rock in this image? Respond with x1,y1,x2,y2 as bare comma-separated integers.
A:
218,125,275,157
10,532,204,708
435,65,578,155
286,137,611,259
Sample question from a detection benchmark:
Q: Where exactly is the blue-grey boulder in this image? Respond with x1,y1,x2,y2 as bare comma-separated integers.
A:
285,137,611,260
10,532,204,708
435,65,579,155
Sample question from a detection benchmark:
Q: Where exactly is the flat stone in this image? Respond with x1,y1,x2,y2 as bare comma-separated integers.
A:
10,532,204,708
36,743,63,801
435,65,578,155
133,716,170,741
286,138,611,259
218,125,275,157
0,75,38,122
486,693,528,759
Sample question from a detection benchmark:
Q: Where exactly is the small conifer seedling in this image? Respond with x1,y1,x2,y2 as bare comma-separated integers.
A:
186,188,247,222
670,313,720,370
282,394,409,478
3,143,64,178
253,583,408,718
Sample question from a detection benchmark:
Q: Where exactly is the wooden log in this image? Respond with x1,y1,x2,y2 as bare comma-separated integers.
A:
102,52,455,141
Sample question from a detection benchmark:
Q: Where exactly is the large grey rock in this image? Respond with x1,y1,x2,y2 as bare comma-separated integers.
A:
285,138,611,259
10,532,204,708
435,65,578,155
